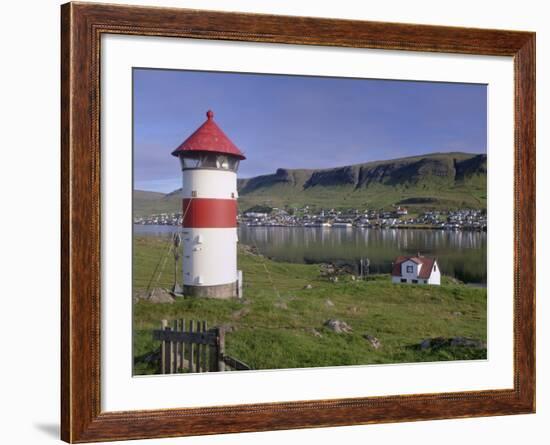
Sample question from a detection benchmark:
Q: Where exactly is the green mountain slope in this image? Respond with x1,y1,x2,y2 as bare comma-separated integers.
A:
133,190,180,216
134,152,486,216
237,152,486,211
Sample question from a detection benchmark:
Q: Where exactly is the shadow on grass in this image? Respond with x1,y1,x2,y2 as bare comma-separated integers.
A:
403,340,487,362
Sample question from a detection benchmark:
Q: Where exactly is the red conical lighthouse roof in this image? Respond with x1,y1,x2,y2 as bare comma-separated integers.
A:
171,110,246,160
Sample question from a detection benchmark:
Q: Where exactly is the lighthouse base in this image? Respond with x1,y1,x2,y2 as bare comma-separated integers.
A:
183,281,238,299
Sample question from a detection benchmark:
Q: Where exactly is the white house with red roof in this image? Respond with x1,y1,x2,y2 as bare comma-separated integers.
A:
395,207,408,216
391,255,441,285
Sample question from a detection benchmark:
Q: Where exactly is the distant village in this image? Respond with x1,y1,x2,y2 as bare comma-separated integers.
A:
134,206,487,231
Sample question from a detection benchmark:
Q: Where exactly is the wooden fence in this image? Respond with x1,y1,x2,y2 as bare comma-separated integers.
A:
152,319,250,374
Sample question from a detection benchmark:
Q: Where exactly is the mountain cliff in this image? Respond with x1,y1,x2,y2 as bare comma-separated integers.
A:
236,152,486,210
134,152,487,216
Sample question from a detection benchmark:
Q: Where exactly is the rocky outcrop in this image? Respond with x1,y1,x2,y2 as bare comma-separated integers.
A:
363,334,382,349
133,288,175,304
237,152,486,194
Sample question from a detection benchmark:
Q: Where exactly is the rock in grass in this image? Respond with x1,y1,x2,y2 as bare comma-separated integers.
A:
324,319,352,333
147,288,175,304
304,284,313,290
133,292,145,304
363,334,381,349
325,299,334,307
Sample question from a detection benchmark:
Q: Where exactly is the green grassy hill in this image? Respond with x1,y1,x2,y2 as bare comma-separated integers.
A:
133,237,487,374
237,152,486,211
134,152,487,216
133,190,180,216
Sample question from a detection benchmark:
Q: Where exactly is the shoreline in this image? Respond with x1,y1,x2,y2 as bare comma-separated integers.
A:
134,222,486,232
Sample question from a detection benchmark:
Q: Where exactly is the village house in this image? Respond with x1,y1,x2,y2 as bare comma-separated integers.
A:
395,206,408,216
391,255,441,285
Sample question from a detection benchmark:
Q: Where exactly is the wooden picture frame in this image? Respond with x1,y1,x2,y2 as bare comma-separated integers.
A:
61,2,535,442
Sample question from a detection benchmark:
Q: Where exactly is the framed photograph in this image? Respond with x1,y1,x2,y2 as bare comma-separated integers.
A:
61,2,535,442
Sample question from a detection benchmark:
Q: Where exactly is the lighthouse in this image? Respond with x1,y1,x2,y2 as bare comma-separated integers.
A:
171,110,246,299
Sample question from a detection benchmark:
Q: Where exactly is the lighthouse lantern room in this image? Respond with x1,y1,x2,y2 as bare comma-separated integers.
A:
171,110,245,299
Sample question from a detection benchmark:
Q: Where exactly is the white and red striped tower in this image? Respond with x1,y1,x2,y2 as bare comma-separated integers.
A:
171,110,246,299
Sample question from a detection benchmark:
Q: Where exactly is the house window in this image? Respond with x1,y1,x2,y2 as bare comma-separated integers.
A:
191,190,197,197
406,265,413,273
412,279,418,284
433,264,437,271
401,278,407,283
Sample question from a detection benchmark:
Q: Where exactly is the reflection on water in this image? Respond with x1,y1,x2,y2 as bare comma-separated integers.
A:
134,225,486,284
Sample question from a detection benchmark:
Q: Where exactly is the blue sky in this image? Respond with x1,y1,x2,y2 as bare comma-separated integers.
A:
133,68,486,193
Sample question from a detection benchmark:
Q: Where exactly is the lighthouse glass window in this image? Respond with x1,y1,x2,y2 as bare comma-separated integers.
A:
132,68,488,375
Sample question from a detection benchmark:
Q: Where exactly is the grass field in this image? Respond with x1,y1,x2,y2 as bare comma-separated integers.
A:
133,236,487,374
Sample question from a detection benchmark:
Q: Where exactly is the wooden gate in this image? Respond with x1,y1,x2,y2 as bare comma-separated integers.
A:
152,319,250,374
